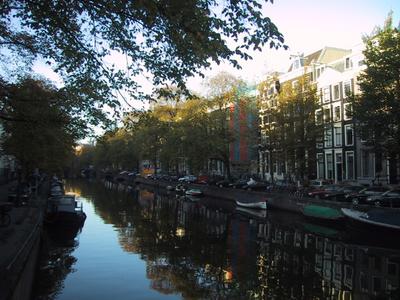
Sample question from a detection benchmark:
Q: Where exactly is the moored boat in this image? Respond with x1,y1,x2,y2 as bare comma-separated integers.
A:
185,189,203,196
341,208,400,231
235,206,267,218
45,194,86,229
302,204,343,222
236,200,267,210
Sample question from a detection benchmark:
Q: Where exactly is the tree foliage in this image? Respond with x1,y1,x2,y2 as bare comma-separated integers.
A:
258,74,320,181
353,14,400,156
1,78,85,173
1,0,285,126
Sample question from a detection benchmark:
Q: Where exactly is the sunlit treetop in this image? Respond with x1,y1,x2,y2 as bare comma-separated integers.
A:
0,0,285,125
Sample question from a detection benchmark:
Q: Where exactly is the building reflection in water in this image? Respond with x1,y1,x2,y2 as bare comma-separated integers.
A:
66,181,400,299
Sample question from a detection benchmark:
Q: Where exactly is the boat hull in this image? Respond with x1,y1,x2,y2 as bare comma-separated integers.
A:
236,201,267,210
341,208,400,233
45,211,86,229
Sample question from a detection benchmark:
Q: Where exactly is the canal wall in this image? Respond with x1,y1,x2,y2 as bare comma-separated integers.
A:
133,177,378,215
0,184,46,300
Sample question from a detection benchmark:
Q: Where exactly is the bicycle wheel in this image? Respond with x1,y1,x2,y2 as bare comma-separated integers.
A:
0,214,11,227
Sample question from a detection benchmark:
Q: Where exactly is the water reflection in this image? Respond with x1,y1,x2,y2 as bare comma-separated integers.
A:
35,180,400,300
32,231,80,300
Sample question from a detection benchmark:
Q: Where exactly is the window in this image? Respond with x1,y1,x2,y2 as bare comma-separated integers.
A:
333,84,340,100
343,80,352,97
334,125,342,147
345,151,354,180
316,68,321,79
361,150,374,177
317,154,324,179
315,109,323,125
345,57,352,69
324,107,331,123
344,103,352,120
323,87,330,102
326,153,333,179
325,127,332,147
316,135,323,149
334,105,341,121
345,124,353,146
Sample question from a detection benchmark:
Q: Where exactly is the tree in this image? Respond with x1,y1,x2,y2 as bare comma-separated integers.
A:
1,1,285,126
258,74,320,182
1,78,84,173
203,72,243,179
352,13,400,183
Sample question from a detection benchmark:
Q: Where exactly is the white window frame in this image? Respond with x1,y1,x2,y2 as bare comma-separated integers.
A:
324,106,331,123
334,125,342,147
344,103,352,120
344,151,355,180
325,127,332,148
344,124,354,146
343,80,352,98
323,86,330,103
317,153,324,178
315,109,323,125
333,84,340,100
333,105,341,122
345,57,352,70
325,152,333,180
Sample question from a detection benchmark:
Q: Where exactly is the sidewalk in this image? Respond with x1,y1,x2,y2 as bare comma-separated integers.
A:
0,181,45,300
0,180,16,203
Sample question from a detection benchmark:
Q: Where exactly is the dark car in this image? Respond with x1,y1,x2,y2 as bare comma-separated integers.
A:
307,184,343,199
350,186,391,204
365,188,400,208
207,176,225,186
242,180,269,191
215,179,233,188
267,180,295,192
229,179,249,189
324,185,364,202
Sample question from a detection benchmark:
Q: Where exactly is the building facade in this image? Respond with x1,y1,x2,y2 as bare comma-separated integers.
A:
258,45,392,185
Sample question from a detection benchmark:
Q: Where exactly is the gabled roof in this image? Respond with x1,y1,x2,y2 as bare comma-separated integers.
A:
287,47,351,72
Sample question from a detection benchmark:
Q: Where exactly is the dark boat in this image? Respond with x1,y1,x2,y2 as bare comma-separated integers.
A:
45,194,86,229
341,208,400,231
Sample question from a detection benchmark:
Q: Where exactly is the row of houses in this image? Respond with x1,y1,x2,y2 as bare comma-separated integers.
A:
256,44,399,185
206,44,398,185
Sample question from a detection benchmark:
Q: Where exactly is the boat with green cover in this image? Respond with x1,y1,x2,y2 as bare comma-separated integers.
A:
302,204,343,221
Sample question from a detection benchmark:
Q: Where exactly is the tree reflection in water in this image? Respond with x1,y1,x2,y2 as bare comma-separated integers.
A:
32,232,79,300
39,180,400,299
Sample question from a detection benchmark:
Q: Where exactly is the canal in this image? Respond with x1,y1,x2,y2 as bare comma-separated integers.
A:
32,180,400,299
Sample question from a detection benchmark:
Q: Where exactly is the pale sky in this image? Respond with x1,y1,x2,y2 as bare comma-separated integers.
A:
187,0,400,93
32,0,399,104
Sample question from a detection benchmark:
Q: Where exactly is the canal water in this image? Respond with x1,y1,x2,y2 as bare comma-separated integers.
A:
32,180,400,300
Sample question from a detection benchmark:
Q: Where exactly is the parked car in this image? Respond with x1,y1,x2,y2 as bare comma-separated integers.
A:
350,186,391,204
307,184,343,199
229,179,249,189
215,179,233,188
308,179,332,189
242,179,269,191
324,185,364,202
365,187,400,207
267,180,294,192
178,175,197,183
207,176,225,186
196,175,209,184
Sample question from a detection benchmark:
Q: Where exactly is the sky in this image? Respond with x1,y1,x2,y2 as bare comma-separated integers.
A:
32,0,400,107
186,0,400,93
